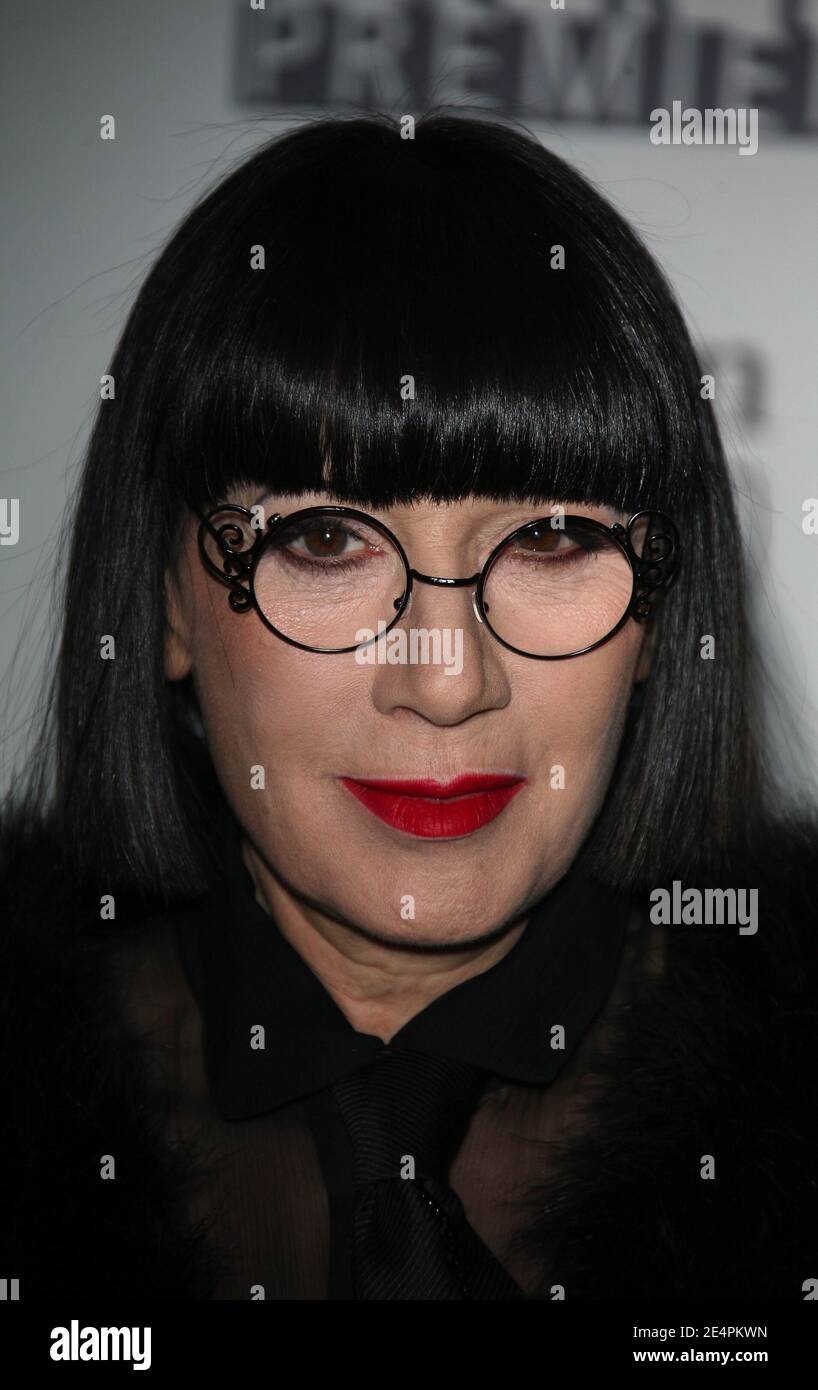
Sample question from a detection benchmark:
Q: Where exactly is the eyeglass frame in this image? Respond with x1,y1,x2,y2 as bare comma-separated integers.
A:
193,502,680,660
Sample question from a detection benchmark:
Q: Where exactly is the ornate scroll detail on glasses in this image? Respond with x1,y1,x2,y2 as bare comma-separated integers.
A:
614,511,680,622
196,508,263,613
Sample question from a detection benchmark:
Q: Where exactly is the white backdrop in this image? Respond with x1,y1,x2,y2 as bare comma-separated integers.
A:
2,0,817,803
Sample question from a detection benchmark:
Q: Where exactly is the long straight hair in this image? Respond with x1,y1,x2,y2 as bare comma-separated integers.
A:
4,111,784,901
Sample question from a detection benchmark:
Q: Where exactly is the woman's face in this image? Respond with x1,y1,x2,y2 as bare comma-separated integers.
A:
166,489,653,947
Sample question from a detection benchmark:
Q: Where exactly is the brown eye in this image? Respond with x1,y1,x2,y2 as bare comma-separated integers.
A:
302,526,349,557
277,520,371,565
514,526,562,553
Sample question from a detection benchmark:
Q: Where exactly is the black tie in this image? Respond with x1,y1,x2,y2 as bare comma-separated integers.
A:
331,1047,527,1299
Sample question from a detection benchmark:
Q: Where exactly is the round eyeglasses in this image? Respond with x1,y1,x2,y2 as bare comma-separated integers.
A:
194,503,680,660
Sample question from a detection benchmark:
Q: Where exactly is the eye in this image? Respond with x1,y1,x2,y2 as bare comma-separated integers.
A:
283,523,369,561
513,525,564,554
502,522,609,566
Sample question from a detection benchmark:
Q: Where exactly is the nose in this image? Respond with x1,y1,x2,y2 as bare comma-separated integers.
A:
371,571,509,728
406,569,485,630
400,590,485,630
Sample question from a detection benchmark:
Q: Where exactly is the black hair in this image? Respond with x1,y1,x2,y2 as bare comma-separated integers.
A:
3,110,800,901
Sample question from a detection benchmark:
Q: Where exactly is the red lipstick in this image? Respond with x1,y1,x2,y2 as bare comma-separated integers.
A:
340,773,527,839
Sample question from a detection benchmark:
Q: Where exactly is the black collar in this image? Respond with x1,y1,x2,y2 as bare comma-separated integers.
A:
173,801,632,1120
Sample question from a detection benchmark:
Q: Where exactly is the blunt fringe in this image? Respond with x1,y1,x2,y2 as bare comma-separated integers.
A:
5,109,790,901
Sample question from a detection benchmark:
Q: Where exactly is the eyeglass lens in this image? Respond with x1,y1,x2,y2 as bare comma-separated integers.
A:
246,510,653,656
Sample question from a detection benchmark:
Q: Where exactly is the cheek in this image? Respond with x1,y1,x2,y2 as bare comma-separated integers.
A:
525,632,641,787
189,609,352,777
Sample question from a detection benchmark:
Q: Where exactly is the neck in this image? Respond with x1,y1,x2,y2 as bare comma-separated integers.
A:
241,839,527,1043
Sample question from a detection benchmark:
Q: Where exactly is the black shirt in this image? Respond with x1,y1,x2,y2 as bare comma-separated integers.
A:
157,797,634,1298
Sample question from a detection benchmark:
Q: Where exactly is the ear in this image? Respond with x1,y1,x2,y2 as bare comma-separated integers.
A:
164,565,193,681
633,617,657,685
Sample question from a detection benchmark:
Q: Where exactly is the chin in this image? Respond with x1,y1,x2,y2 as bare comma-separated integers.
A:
344,901,521,951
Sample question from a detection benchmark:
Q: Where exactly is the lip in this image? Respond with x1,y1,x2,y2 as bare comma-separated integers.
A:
340,773,527,839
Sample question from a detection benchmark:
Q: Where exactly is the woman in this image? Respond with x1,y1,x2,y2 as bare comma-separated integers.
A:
2,110,817,1302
